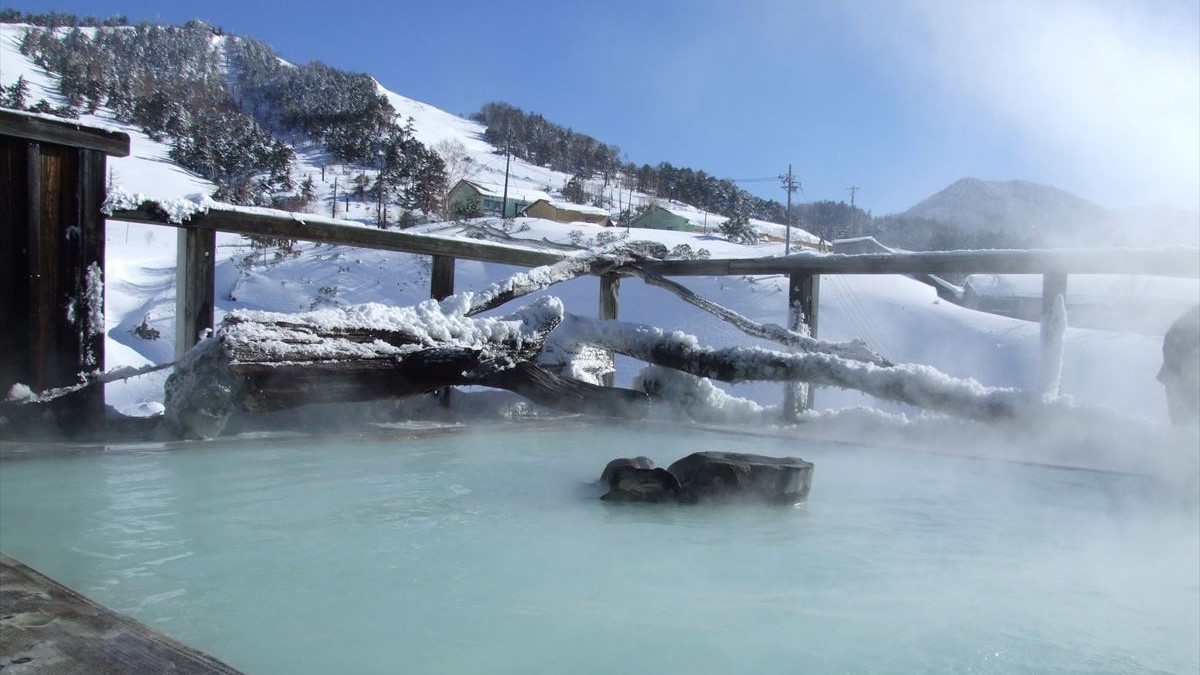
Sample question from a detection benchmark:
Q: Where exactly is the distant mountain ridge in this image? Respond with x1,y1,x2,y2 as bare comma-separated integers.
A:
891,178,1199,247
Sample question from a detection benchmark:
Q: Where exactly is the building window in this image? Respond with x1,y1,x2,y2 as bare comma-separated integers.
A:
482,198,503,216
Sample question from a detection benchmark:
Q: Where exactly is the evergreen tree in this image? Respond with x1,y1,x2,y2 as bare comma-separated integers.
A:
562,173,588,204
2,76,29,109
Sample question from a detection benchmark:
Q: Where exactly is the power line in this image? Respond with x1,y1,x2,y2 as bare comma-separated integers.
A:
725,176,779,183
846,185,862,206
846,185,862,237
778,165,802,254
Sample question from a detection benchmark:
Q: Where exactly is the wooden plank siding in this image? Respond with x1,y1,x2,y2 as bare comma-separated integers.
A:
0,134,116,432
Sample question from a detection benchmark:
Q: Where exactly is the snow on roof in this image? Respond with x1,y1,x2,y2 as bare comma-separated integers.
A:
543,199,610,217
460,180,550,203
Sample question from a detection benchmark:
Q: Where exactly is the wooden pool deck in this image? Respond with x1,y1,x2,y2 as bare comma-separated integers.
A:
0,553,242,674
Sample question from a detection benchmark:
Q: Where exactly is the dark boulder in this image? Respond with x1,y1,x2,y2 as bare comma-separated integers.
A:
667,452,813,504
599,456,655,484
601,466,683,503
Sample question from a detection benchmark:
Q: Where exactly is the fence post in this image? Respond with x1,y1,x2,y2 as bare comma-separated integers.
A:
1039,273,1069,396
431,255,456,406
174,227,216,359
431,255,455,301
783,272,820,419
599,273,621,387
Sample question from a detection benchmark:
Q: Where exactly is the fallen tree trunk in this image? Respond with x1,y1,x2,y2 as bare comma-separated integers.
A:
553,313,1029,423
166,297,649,438
623,265,891,366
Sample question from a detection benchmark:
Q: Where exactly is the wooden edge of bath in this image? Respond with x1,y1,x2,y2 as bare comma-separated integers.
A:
0,552,243,674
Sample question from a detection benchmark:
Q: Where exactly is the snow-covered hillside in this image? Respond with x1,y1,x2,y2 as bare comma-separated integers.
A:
3,23,1197,472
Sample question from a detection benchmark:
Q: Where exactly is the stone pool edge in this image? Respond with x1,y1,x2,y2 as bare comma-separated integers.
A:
0,552,244,674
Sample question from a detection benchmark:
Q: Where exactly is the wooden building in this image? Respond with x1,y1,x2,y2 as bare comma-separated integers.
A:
446,179,550,218
0,108,130,432
520,198,611,226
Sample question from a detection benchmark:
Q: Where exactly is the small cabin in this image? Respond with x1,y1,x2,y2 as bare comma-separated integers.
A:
447,179,550,218
520,199,612,226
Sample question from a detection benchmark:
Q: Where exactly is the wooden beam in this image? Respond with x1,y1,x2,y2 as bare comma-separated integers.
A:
110,203,564,268
174,228,216,359
638,248,1200,278
0,109,130,157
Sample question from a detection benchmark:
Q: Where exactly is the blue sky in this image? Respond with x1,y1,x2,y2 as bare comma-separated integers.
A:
8,0,1199,214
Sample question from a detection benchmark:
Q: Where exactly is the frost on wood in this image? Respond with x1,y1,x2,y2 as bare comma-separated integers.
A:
103,189,215,224
460,240,667,316
553,313,1039,423
625,265,889,366
165,296,649,438
1039,294,1068,397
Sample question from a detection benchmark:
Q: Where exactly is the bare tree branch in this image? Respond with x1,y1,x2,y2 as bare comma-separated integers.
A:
623,265,891,366
462,241,666,316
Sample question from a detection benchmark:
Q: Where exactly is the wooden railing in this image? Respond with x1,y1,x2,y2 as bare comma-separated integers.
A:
109,200,1200,414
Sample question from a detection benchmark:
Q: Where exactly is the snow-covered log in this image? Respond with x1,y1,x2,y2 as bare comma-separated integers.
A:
461,241,667,316
165,297,649,438
624,265,891,366
553,314,1032,423
454,242,889,367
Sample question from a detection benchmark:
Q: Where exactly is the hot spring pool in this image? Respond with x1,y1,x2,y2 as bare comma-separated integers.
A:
1,424,1197,674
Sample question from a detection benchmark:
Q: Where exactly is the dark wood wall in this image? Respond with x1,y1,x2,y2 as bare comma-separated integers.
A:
0,135,107,431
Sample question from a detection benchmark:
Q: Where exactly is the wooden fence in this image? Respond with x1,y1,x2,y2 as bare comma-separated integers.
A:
7,108,1199,431
108,201,1200,417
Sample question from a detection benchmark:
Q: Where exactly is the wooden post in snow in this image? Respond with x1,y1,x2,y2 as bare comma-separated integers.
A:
431,255,455,301
1039,273,1069,396
174,228,216,359
431,255,456,406
599,273,621,387
783,272,820,419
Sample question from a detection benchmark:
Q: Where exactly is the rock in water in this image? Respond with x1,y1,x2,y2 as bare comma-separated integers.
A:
599,456,655,484
667,452,813,504
601,466,683,503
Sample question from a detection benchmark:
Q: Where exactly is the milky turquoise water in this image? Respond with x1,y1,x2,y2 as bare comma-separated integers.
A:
1,425,1197,675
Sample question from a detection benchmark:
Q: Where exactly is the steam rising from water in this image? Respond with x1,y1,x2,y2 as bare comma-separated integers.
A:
0,426,1195,674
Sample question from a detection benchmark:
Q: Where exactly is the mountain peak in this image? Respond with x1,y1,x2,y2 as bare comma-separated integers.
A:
900,177,1107,243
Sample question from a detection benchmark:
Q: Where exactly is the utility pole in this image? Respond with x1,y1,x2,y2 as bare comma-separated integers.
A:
501,138,511,218
331,176,338,218
778,165,801,254
846,185,861,237
377,152,386,228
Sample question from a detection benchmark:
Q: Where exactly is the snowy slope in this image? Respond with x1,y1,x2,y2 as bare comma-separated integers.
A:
1,23,1192,449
